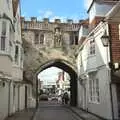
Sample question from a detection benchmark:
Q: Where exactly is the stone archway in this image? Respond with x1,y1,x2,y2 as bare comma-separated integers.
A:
35,59,77,107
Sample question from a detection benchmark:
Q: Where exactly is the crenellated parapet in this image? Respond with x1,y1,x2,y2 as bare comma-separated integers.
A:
21,17,82,32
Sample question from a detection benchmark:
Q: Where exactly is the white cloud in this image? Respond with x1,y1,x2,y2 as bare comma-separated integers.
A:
21,12,27,17
50,16,67,22
44,10,53,18
37,9,81,22
38,9,53,20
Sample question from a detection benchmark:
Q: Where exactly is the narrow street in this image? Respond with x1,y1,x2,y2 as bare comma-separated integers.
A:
33,101,82,120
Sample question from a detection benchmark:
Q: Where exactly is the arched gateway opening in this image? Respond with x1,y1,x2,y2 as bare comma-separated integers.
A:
35,59,77,107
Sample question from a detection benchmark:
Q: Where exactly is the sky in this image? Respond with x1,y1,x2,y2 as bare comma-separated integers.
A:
20,0,89,22
38,67,62,85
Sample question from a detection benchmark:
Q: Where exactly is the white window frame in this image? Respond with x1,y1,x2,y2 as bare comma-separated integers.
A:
89,74,100,103
0,20,7,52
89,39,95,55
14,44,19,65
9,24,14,57
20,47,24,68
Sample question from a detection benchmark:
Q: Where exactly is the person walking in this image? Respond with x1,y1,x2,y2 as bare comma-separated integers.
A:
63,92,69,104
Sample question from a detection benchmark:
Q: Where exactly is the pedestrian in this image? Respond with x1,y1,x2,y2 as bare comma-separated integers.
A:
63,92,69,104
58,95,62,104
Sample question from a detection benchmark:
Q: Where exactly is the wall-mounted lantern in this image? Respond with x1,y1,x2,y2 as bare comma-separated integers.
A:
101,30,110,47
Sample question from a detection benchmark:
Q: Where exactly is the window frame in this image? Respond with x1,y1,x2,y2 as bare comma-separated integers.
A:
89,39,95,55
1,20,7,51
89,74,100,103
14,45,19,65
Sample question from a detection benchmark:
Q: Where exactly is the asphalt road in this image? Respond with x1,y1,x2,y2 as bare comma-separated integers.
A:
33,101,82,120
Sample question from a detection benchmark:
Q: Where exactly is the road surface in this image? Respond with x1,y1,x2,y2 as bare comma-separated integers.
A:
33,101,82,120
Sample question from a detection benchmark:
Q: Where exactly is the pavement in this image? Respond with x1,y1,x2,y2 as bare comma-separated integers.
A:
4,108,36,120
4,101,105,120
67,106,104,120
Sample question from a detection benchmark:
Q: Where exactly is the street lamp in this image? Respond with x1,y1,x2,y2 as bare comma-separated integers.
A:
101,30,110,47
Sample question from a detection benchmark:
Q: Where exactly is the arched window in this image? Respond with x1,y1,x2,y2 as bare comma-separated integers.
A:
34,33,39,44
40,34,44,44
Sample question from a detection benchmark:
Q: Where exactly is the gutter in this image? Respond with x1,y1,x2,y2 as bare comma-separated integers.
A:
108,23,114,120
105,1,120,21
8,80,12,116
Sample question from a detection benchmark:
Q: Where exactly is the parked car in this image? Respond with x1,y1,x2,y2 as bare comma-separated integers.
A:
39,94,48,101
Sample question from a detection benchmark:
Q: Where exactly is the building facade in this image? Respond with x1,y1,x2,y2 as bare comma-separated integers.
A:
77,0,120,119
0,1,34,120
21,17,81,49
56,71,70,96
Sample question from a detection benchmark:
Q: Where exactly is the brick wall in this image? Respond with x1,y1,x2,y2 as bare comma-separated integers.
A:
109,23,120,63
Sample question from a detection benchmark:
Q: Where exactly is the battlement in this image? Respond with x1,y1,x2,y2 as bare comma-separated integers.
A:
20,16,83,24
20,17,87,32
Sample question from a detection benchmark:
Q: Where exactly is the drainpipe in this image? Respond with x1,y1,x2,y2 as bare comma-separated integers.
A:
36,75,38,109
108,23,114,120
8,80,11,116
18,85,20,111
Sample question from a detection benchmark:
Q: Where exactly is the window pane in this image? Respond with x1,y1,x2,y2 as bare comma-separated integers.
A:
89,80,92,101
96,79,100,102
90,40,95,55
2,21,7,36
1,36,6,51
15,45,19,64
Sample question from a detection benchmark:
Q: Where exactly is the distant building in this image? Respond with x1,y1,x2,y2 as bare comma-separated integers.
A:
56,71,70,95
